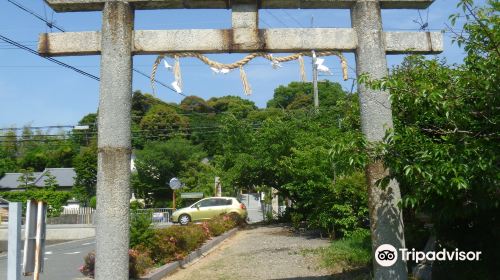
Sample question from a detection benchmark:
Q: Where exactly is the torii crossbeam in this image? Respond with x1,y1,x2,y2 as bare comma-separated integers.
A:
40,1,442,279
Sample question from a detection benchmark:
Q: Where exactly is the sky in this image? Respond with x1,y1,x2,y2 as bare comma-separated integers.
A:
0,0,479,128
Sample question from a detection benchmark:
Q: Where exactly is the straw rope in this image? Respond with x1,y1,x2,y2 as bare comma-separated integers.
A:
151,51,348,95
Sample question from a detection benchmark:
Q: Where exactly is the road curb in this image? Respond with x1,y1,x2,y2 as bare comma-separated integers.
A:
139,227,239,280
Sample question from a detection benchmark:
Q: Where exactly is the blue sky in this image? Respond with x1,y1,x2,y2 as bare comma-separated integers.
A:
0,0,477,128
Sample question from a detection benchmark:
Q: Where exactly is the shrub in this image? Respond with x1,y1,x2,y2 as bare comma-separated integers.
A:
79,249,154,279
79,251,95,278
130,210,155,249
0,190,72,217
80,214,240,278
130,200,145,210
89,196,96,209
129,248,154,278
320,228,372,270
307,172,368,239
152,224,206,263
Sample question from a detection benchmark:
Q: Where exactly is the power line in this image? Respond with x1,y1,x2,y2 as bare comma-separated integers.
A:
281,10,305,28
6,0,184,99
7,0,65,32
264,10,289,27
0,34,100,81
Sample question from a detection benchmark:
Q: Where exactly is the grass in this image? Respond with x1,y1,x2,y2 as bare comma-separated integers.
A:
318,229,372,271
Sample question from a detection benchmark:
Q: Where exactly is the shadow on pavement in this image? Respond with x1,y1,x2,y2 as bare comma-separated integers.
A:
270,266,371,280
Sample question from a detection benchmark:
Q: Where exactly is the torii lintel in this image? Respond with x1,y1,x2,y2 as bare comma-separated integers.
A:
38,29,443,56
45,0,434,12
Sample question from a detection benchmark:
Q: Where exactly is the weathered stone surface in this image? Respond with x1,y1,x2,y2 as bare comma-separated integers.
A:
95,2,133,280
45,0,434,12
385,31,443,54
38,29,443,55
352,1,408,279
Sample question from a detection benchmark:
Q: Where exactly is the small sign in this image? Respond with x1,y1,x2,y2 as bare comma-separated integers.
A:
180,192,204,199
169,177,182,190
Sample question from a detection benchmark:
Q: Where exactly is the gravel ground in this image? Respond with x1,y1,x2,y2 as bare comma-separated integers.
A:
163,224,334,280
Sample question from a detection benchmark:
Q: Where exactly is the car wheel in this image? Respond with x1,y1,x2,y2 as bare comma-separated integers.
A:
179,214,191,225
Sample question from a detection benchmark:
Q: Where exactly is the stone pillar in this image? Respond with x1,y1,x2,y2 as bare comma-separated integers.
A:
351,1,407,279
95,2,134,279
231,3,260,50
271,188,279,218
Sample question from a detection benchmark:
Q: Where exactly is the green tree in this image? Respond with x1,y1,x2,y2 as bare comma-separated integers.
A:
362,1,499,277
71,113,97,146
43,170,59,191
0,190,71,217
267,81,346,109
207,96,257,118
139,104,189,141
0,130,17,177
180,95,212,113
134,138,206,204
73,141,98,202
131,90,167,120
17,168,36,189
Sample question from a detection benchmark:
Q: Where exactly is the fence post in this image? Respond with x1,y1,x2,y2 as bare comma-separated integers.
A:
8,202,22,280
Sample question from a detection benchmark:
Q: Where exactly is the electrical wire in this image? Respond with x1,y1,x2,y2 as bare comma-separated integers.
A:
281,10,304,28
0,34,100,81
7,0,65,32
6,0,190,102
264,10,289,27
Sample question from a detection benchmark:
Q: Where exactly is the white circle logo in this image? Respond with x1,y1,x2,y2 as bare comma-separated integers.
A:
375,244,398,267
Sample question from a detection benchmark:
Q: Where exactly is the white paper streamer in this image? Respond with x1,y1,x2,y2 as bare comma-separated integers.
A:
315,58,331,74
163,60,173,71
171,80,182,93
271,60,282,69
211,67,231,74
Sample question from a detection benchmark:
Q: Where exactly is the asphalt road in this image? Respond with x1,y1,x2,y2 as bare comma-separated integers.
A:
0,238,95,280
0,197,259,279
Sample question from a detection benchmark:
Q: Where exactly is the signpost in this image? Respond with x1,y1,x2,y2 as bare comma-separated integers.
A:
169,177,182,210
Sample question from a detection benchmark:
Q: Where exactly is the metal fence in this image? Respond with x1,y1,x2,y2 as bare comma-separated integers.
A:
3,206,175,225
47,207,95,224
134,208,174,224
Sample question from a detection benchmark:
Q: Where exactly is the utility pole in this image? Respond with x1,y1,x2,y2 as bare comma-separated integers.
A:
312,50,319,111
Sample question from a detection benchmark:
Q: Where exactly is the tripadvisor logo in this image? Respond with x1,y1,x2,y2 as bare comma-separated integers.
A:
375,244,482,267
375,244,398,267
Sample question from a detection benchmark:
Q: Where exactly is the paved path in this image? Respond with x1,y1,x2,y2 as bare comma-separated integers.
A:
0,238,94,280
164,225,333,280
241,193,263,223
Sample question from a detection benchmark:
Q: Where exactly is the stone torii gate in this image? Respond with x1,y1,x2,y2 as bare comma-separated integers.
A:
39,0,442,279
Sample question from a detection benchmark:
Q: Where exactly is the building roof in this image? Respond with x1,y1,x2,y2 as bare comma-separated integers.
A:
34,168,76,187
0,172,42,189
0,168,76,189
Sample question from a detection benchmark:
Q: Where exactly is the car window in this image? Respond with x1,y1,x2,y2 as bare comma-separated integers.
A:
213,199,232,206
199,199,216,207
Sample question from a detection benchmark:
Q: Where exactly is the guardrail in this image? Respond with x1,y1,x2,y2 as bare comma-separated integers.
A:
134,208,174,224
